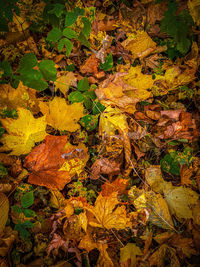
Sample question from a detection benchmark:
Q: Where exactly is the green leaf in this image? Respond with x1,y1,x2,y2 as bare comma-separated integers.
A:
100,53,113,71
78,32,91,48
38,60,57,81
65,63,75,71
58,38,73,56
48,3,65,18
160,152,180,175
74,7,84,16
63,28,77,39
21,191,34,209
92,101,105,115
17,53,37,73
83,91,97,110
0,163,7,177
11,205,22,214
82,17,91,37
46,27,62,42
20,69,48,91
68,91,84,103
0,60,12,77
77,77,89,92
23,209,36,218
80,115,98,131
65,11,77,26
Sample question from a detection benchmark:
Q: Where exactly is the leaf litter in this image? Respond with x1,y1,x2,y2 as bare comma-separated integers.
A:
0,0,200,266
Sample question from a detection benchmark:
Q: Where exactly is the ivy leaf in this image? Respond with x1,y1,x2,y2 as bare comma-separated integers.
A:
46,27,62,42
68,91,84,103
21,191,34,208
100,53,113,71
63,28,77,39
77,77,89,92
38,60,57,81
58,38,73,56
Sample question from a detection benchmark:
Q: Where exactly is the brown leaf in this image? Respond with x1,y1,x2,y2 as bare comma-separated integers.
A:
80,53,99,75
24,135,86,190
101,177,128,196
90,157,121,180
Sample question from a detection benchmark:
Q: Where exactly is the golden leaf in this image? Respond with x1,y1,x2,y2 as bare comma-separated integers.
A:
120,243,142,267
188,0,200,26
39,97,84,132
0,108,47,156
55,72,77,95
86,192,131,230
122,31,157,60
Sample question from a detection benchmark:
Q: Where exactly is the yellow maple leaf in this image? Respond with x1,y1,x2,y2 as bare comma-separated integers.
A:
55,72,77,95
39,97,84,132
123,66,154,100
86,192,131,230
122,31,157,60
120,243,143,267
0,82,38,112
0,108,47,156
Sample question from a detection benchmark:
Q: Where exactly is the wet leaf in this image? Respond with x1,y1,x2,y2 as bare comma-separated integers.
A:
120,243,142,267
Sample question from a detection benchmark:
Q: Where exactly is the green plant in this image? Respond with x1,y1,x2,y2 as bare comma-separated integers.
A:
160,147,194,175
0,0,20,32
46,5,94,56
0,162,8,177
156,0,194,58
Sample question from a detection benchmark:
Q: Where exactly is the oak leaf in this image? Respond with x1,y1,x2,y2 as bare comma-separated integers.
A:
0,108,47,156
24,135,88,190
85,192,131,230
39,97,84,132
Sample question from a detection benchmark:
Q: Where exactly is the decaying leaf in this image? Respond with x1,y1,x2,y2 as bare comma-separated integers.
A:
101,177,128,196
24,135,88,190
39,97,84,132
0,194,9,234
129,186,174,230
86,192,131,230
120,243,143,267
0,108,47,156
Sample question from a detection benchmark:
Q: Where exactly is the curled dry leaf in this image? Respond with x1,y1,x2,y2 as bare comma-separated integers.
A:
90,157,121,180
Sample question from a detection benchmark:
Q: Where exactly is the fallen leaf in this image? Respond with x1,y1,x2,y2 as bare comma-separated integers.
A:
120,243,142,267
122,31,157,60
90,157,121,180
0,193,9,234
149,244,180,267
0,108,47,156
39,97,84,132
188,0,200,26
55,72,77,95
86,192,131,230
24,135,88,190
101,177,128,196
80,53,99,75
